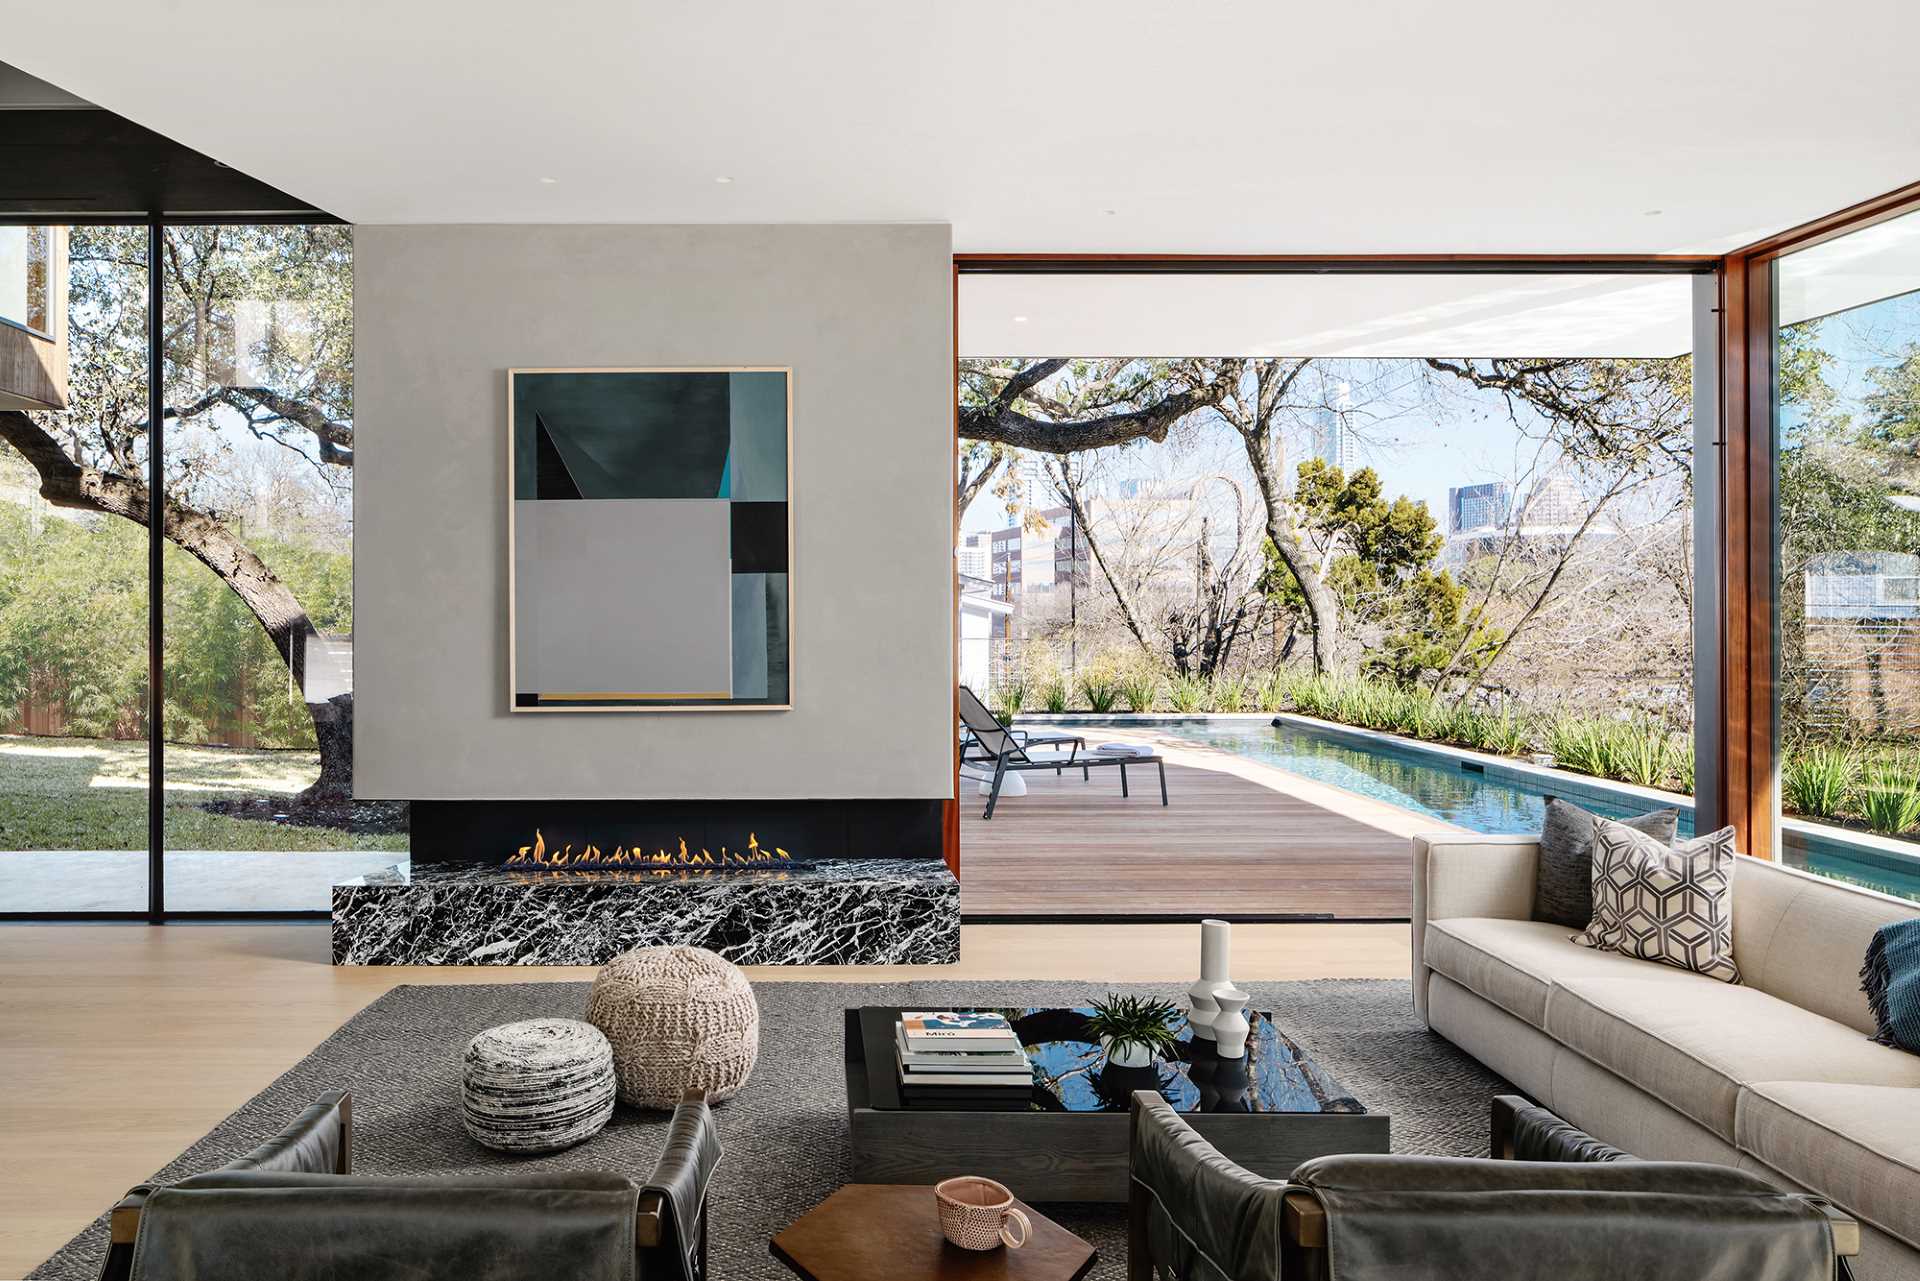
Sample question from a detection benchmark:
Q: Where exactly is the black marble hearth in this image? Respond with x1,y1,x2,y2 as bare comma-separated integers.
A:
332,859,959,966
331,798,956,966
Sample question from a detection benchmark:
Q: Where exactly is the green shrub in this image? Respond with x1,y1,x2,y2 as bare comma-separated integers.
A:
1040,675,1069,715
1209,674,1250,712
1614,721,1678,789
1858,756,1920,836
1782,741,1857,819
993,680,1026,726
1463,711,1534,758
1290,675,1335,719
1672,742,1696,795
1405,691,1450,741
1547,718,1616,779
1167,673,1208,713
1079,670,1122,714
1118,666,1162,713
1253,669,1296,713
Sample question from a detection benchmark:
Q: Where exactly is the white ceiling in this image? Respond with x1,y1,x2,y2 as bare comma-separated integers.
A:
7,1,1920,253
960,273,1700,358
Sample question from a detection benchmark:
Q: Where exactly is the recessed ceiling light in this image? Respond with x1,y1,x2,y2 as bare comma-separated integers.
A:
714,176,735,184
538,176,558,184
1012,315,1029,323
1644,208,1663,216
1103,209,1119,216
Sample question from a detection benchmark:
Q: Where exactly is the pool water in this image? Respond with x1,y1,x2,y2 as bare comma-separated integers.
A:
1152,718,1920,904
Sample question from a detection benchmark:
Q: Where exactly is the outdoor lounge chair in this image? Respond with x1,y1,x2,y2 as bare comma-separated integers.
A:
958,685,1087,767
959,685,1168,820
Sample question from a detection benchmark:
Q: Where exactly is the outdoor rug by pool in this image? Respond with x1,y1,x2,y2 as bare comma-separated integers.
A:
29,979,1507,1281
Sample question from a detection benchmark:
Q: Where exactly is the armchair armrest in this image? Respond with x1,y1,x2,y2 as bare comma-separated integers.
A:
641,1088,721,1279
1411,834,1539,1024
218,1089,352,1176
1127,1092,1287,1281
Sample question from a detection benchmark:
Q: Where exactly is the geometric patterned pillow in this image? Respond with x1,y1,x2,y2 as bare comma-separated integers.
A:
1571,820,1741,984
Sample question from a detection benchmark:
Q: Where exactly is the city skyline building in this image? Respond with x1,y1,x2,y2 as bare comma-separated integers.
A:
1448,480,1513,536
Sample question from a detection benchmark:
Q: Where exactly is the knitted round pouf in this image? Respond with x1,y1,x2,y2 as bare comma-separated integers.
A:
585,945,760,1108
461,1017,616,1153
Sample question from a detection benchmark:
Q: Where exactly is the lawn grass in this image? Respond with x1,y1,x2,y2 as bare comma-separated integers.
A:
0,733,407,852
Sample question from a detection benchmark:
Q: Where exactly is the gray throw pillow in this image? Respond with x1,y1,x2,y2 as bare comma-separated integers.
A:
1534,799,1678,928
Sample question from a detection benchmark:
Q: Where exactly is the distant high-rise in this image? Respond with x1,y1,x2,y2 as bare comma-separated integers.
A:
1448,481,1513,535
1517,470,1587,535
1308,381,1357,472
955,531,990,581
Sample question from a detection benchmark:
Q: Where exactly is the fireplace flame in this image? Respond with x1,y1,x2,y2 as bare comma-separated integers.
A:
506,828,792,868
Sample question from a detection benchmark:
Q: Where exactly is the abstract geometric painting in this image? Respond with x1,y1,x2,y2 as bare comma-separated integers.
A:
508,368,790,711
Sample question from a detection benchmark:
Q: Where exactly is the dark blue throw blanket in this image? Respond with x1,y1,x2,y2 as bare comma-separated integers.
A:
1862,916,1920,1054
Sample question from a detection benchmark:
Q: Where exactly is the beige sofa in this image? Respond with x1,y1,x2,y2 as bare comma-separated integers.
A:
1413,833,1920,1280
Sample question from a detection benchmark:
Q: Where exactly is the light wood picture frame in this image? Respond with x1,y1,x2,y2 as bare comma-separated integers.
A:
507,366,793,712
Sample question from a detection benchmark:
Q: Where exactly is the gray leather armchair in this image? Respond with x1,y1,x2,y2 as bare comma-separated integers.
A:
1128,1091,1858,1281
100,1088,720,1281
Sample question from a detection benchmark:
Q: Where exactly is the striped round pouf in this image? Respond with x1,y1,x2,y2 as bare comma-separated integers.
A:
587,945,760,1108
461,1018,616,1153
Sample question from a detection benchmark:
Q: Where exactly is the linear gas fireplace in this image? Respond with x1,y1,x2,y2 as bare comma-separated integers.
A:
331,799,958,967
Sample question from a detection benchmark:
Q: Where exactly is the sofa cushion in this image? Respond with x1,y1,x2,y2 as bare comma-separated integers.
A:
1534,799,1678,928
1731,857,1918,1036
1573,822,1740,982
1425,918,1716,1027
1737,1081,1920,1252
1545,976,1920,1140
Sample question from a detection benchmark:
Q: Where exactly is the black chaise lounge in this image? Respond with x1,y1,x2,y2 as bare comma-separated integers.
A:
959,684,1167,820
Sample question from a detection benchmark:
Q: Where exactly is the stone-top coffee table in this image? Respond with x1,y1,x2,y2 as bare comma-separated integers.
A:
771,1184,1094,1281
844,1005,1390,1202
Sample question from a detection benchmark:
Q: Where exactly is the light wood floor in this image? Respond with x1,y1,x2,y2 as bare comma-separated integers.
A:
0,919,1408,1276
959,727,1455,919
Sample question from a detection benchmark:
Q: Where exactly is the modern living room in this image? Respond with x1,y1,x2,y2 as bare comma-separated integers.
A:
4,6,1920,1280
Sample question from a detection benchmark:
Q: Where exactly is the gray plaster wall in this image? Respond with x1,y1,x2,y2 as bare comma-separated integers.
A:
353,224,953,799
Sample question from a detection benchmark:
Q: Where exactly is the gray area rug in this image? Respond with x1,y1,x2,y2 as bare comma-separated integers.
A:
29,979,1506,1280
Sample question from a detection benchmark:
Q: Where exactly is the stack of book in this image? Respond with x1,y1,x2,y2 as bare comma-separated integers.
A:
894,1010,1034,1107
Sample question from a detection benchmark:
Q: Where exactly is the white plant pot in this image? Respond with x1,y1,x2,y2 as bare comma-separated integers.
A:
1212,986,1252,1060
1103,1037,1154,1069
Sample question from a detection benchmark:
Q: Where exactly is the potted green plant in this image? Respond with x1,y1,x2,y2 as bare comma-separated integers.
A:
1085,994,1181,1068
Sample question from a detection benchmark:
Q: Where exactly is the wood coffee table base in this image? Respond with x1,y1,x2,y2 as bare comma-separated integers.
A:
770,1184,1095,1281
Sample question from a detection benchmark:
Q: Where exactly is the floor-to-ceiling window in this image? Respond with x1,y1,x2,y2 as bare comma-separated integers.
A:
0,219,387,917
0,227,150,911
954,266,1713,918
156,223,396,910
1773,207,1920,898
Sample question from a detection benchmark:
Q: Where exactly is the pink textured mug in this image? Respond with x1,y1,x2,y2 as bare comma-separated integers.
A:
934,1176,1032,1251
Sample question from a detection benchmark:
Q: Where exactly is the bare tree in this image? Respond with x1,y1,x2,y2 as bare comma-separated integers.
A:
1210,358,1347,674
1421,357,1692,705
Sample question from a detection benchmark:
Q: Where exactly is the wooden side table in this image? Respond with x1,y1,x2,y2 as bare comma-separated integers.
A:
770,1184,1096,1281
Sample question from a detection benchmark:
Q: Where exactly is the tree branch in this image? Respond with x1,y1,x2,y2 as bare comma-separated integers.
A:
960,361,1231,454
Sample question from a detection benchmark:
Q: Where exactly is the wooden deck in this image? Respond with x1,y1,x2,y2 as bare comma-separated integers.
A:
959,727,1461,919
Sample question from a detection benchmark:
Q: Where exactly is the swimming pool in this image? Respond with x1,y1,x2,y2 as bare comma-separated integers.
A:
1142,716,1920,904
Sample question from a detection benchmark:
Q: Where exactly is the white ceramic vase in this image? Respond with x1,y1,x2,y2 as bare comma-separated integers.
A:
1187,918,1233,1040
1212,986,1251,1060
1103,1036,1154,1069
